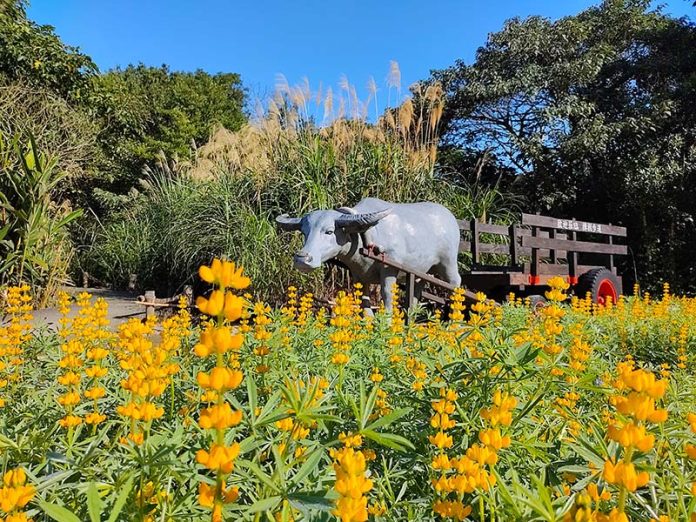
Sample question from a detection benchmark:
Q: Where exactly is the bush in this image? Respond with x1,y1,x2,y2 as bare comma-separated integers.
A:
0,132,82,306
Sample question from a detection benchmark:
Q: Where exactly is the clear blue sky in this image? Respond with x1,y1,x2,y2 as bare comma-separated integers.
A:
27,0,694,106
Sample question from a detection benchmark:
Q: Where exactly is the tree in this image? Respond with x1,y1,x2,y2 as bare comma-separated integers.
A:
0,0,97,101
91,65,246,203
432,0,696,292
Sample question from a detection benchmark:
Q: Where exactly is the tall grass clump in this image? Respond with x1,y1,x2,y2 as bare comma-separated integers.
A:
86,64,518,302
0,131,83,306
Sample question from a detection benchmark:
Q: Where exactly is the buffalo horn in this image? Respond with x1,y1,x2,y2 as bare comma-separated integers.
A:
275,214,303,231
334,208,391,231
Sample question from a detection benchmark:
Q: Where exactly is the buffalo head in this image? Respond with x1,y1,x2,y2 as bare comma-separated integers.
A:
276,208,390,272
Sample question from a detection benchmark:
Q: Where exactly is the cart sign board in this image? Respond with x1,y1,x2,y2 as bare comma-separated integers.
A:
557,219,602,233
521,213,627,237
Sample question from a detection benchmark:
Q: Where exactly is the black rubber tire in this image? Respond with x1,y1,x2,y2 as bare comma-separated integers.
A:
527,294,548,310
575,268,622,304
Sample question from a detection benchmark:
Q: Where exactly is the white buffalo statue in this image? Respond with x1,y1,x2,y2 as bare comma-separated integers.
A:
276,197,461,310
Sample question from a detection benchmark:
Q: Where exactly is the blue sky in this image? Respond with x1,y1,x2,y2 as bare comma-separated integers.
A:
27,0,694,107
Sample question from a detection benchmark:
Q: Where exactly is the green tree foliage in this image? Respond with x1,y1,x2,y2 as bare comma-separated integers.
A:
433,0,696,292
0,0,97,101
92,65,246,200
0,3,247,206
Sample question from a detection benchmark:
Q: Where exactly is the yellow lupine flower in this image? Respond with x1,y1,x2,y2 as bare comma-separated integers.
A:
198,403,243,430
196,443,241,474
199,259,250,290
603,460,650,492
197,368,244,391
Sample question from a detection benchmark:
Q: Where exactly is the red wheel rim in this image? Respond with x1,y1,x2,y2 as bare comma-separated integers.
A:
597,279,618,305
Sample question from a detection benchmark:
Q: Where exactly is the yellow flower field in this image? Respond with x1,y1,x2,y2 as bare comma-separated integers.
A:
0,261,695,521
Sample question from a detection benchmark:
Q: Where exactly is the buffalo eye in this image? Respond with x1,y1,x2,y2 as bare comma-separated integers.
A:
325,230,334,235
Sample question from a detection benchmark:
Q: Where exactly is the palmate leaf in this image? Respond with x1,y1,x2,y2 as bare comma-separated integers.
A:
86,482,102,522
364,407,411,432
361,429,414,452
289,447,324,486
238,460,281,493
0,223,10,242
106,475,135,522
288,491,335,512
38,501,81,522
492,468,523,518
247,495,282,514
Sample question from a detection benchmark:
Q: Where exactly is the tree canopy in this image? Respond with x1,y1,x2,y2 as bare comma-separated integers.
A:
0,2,247,207
93,65,246,195
0,0,97,100
432,0,696,291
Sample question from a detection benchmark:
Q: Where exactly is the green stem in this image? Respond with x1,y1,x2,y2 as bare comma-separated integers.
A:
618,447,634,513
170,379,175,419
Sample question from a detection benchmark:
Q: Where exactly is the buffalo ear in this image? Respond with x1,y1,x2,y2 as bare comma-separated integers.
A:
335,208,391,232
275,214,303,231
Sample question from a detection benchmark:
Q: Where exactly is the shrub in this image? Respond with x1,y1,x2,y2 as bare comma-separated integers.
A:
0,132,82,305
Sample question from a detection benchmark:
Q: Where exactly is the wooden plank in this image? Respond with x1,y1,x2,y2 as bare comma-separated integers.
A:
518,229,567,241
461,273,513,292
521,235,628,255
608,232,615,272
477,222,509,235
521,213,627,237
459,220,521,236
459,240,567,259
509,225,519,265
519,263,603,275
471,220,480,265
359,248,483,302
468,265,524,273
421,291,447,305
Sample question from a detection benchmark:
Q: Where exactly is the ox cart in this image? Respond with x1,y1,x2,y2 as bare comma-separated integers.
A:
360,213,627,311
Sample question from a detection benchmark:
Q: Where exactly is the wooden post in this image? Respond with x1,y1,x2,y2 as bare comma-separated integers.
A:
406,273,416,325
144,290,156,319
608,223,615,273
509,224,519,267
549,228,558,264
471,219,480,268
82,271,89,288
569,218,578,282
530,226,539,284
183,285,193,306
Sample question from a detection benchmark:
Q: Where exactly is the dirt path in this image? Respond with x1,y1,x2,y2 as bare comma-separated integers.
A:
30,288,145,331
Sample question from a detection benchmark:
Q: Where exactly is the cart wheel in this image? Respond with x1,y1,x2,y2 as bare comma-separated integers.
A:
576,268,621,305
527,295,547,311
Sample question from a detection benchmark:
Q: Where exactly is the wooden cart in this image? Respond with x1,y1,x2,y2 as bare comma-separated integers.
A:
361,212,627,310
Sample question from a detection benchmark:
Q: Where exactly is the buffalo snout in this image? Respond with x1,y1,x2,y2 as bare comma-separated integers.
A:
293,251,318,272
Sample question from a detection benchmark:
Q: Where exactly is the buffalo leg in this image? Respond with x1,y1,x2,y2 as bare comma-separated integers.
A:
380,267,399,312
441,261,462,288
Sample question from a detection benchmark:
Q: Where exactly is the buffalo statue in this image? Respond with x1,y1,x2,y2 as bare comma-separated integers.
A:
275,197,461,310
